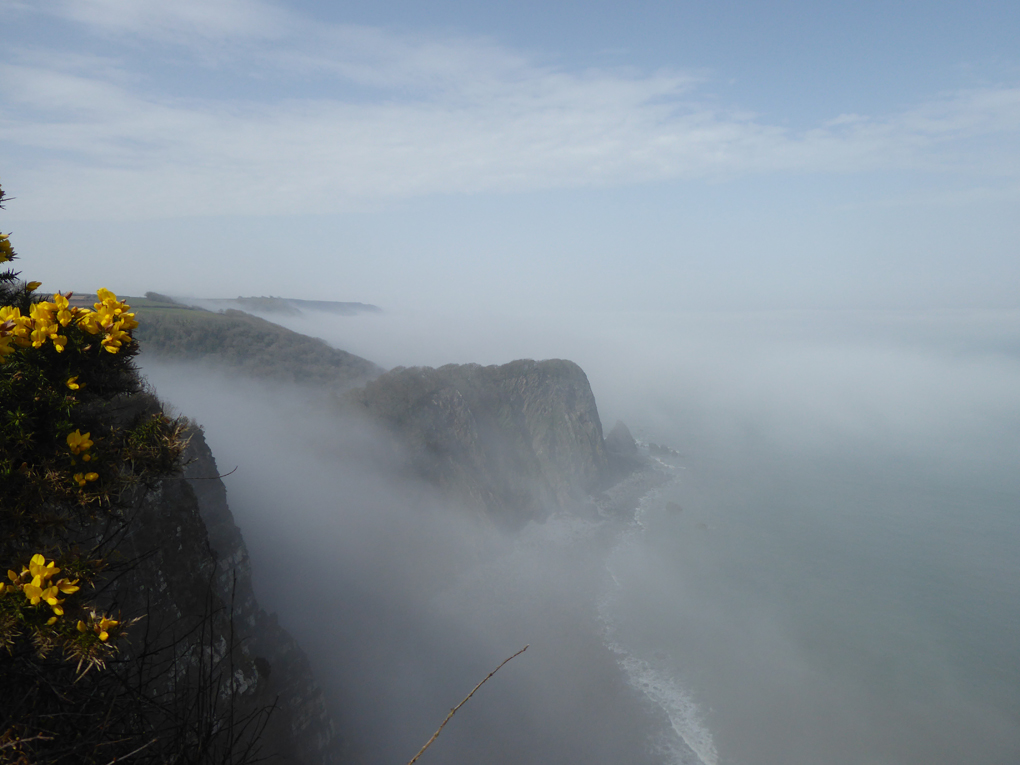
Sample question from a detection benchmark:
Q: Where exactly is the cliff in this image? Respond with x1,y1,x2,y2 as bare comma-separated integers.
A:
179,424,338,765
7,392,338,765
347,359,609,527
110,394,339,765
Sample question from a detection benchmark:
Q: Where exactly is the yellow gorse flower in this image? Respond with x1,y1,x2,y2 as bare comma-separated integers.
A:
67,429,93,455
29,301,55,323
53,293,74,326
28,553,59,580
0,306,32,350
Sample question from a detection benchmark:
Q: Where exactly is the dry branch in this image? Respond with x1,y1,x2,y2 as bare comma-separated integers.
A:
406,644,528,765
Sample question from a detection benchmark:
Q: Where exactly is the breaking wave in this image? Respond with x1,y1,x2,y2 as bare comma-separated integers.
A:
598,469,719,765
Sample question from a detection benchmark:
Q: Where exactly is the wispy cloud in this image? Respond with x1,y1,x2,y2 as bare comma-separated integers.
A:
2,0,1019,220
41,0,292,43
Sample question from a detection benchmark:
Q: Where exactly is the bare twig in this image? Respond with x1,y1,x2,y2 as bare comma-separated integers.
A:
100,736,157,764
406,645,528,765
186,466,239,480
0,733,53,750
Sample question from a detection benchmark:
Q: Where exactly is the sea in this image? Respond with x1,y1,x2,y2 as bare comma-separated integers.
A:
141,307,1020,765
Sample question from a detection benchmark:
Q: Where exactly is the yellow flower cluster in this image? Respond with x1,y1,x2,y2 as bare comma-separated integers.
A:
1,554,80,619
80,288,139,353
68,430,100,485
73,471,99,488
0,552,128,672
0,288,138,361
76,613,120,643
0,303,66,355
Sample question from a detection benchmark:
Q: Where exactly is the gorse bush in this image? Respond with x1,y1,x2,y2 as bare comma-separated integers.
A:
0,181,166,670
0,193,182,542
0,182,273,764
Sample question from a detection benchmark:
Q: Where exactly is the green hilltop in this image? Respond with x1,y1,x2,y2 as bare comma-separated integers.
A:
128,293,383,387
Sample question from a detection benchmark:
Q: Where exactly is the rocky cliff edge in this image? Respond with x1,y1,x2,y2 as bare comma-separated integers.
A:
347,359,609,527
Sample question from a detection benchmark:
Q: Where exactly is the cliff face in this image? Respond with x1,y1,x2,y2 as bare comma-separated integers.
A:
348,359,608,527
181,428,338,765
93,394,337,765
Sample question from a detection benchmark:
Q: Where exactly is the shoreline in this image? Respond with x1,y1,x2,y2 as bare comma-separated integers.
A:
593,453,719,765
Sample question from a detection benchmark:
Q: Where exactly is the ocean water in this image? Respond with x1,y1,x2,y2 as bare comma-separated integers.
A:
142,308,1020,764
585,312,1020,765
598,441,1020,765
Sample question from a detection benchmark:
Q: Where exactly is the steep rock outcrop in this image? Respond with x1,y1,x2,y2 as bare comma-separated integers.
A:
181,428,338,765
89,394,337,765
603,419,648,481
347,359,608,527
604,420,639,459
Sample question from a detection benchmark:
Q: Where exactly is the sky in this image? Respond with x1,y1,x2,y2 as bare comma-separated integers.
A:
1,0,1019,312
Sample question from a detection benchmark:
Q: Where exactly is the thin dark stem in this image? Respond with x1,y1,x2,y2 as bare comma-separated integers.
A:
99,737,157,764
406,645,528,765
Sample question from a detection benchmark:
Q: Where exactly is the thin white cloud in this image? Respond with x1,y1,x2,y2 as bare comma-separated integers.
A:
2,2,1019,220
41,0,292,43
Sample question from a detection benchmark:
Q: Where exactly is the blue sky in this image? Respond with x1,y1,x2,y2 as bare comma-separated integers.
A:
1,0,1018,311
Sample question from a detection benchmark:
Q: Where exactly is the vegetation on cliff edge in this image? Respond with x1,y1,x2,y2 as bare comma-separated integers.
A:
0,182,271,765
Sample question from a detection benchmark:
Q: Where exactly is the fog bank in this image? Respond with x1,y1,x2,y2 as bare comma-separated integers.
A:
141,307,1020,764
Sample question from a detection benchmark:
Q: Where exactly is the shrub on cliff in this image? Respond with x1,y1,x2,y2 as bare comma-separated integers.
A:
0,180,174,664
0,182,270,764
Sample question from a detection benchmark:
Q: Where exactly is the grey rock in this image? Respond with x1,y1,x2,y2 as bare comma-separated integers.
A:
87,393,337,765
348,359,608,527
182,428,339,765
605,420,639,457
603,420,648,482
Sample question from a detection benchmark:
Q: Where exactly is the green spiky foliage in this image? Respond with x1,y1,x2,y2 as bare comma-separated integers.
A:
0,180,176,548
0,182,275,765
0,185,21,307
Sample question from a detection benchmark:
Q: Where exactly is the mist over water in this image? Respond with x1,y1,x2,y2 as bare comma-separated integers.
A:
141,308,1020,765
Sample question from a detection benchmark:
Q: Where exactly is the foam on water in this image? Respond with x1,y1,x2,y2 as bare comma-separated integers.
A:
606,642,719,765
598,467,719,765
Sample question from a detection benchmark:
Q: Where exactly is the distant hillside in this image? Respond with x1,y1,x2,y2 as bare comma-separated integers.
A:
193,296,381,316
130,294,383,388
